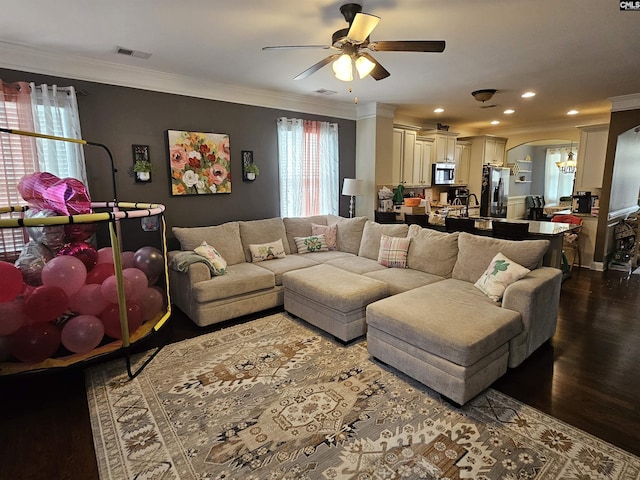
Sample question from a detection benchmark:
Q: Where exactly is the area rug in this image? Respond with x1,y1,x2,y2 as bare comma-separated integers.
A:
86,312,640,480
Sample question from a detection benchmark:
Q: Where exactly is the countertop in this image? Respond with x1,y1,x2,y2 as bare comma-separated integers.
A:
468,217,580,237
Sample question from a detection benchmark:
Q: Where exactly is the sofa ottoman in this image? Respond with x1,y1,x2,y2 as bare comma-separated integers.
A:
366,280,523,405
283,264,389,342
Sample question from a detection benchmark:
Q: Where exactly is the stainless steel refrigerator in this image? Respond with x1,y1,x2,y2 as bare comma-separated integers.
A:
480,165,510,217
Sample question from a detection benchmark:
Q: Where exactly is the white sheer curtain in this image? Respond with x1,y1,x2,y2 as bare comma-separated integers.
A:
277,117,339,217
29,83,88,189
545,146,576,205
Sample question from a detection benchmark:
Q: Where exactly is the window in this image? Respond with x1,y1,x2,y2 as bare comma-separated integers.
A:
277,118,339,217
544,147,576,205
0,81,86,260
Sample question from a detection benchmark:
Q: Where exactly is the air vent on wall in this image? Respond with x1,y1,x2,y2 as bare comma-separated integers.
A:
116,46,152,59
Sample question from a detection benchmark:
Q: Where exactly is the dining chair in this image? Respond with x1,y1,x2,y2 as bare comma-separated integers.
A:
445,216,476,234
491,221,530,240
374,211,398,224
552,214,583,270
404,214,428,227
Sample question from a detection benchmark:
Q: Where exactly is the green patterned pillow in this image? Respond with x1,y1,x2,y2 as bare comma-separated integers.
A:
474,252,530,301
294,234,329,254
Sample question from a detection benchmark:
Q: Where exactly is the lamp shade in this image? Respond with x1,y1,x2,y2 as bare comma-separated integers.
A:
342,178,364,196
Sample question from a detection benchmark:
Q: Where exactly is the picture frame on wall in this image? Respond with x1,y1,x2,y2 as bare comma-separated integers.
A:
167,130,231,195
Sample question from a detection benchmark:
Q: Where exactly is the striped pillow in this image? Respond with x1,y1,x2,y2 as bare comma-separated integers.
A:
294,234,329,254
378,234,411,268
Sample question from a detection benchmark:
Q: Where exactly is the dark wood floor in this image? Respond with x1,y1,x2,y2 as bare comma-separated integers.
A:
1,267,639,480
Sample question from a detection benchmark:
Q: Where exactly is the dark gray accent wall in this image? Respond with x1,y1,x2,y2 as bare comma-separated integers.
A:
0,68,356,248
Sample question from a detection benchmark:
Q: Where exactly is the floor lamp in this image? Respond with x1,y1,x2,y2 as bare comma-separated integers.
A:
342,178,364,218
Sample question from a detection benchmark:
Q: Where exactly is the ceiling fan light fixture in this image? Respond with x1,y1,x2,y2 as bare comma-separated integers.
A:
471,89,497,102
355,55,375,78
332,54,353,81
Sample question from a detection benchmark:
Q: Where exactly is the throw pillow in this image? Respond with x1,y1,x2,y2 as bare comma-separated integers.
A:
294,234,329,254
249,239,286,262
377,234,411,268
474,252,530,302
194,241,227,276
311,223,338,250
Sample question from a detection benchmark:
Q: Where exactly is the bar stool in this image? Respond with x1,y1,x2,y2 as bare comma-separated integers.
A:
492,221,529,240
404,214,428,227
374,211,398,224
445,217,476,234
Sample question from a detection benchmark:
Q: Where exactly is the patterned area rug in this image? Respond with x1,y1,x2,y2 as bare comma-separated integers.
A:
86,313,640,480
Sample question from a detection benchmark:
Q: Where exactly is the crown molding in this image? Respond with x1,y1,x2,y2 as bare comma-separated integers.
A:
610,93,640,112
485,113,611,137
0,41,358,121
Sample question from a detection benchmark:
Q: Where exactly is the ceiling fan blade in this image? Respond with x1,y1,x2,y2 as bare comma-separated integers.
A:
262,45,331,51
359,52,390,81
347,12,380,44
293,54,341,80
368,40,446,52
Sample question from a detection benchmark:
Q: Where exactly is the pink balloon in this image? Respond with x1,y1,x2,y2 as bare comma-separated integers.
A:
136,287,165,321
133,246,164,281
122,268,148,301
68,284,109,316
10,322,61,363
85,263,115,285
61,315,104,354
100,275,132,304
0,261,24,303
122,251,136,269
41,255,87,297
0,299,29,335
58,242,98,272
97,247,114,264
100,303,143,339
64,223,95,243
22,285,68,323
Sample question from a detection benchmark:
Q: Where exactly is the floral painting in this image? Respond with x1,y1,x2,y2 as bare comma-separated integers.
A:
167,130,231,195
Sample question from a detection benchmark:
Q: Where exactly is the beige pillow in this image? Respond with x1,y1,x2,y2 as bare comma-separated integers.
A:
294,234,329,254
311,223,337,250
474,252,530,301
452,232,549,283
358,221,409,260
240,218,289,262
249,239,286,262
406,225,459,278
327,215,368,254
172,222,245,265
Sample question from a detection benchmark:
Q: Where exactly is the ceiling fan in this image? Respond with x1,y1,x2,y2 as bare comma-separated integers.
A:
262,3,446,81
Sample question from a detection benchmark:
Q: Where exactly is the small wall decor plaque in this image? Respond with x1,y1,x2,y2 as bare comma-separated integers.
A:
132,145,152,183
167,130,231,195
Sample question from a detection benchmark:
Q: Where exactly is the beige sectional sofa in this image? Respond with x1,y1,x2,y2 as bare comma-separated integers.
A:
168,214,562,404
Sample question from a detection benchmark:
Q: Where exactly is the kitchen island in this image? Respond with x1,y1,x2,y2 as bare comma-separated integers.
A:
472,217,580,269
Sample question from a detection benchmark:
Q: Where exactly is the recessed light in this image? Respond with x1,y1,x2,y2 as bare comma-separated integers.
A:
434,108,444,113
491,120,500,125
521,91,536,98
567,109,579,115
503,109,515,114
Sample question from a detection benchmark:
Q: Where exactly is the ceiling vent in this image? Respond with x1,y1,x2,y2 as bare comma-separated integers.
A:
479,104,500,109
314,88,337,95
116,46,152,59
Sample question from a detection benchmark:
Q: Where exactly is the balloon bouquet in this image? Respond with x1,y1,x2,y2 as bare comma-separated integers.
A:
0,173,165,364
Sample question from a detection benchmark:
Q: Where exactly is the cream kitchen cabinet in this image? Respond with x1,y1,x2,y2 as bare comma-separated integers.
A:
423,130,458,164
392,127,418,185
454,141,471,185
413,137,434,185
575,124,609,191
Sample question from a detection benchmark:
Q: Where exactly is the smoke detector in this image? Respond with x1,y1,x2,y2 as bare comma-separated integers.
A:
471,89,497,102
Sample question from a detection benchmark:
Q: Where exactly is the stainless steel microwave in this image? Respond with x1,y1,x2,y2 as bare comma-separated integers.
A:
432,162,456,185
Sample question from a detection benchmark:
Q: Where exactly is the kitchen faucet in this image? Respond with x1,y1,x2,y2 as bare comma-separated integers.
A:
465,193,479,217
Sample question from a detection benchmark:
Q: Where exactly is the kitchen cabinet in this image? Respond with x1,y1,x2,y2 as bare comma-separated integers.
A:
413,137,434,185
392,127,418,185
423,130,458,164
454,141,470,185
575,124,608,191
459,135,509,198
